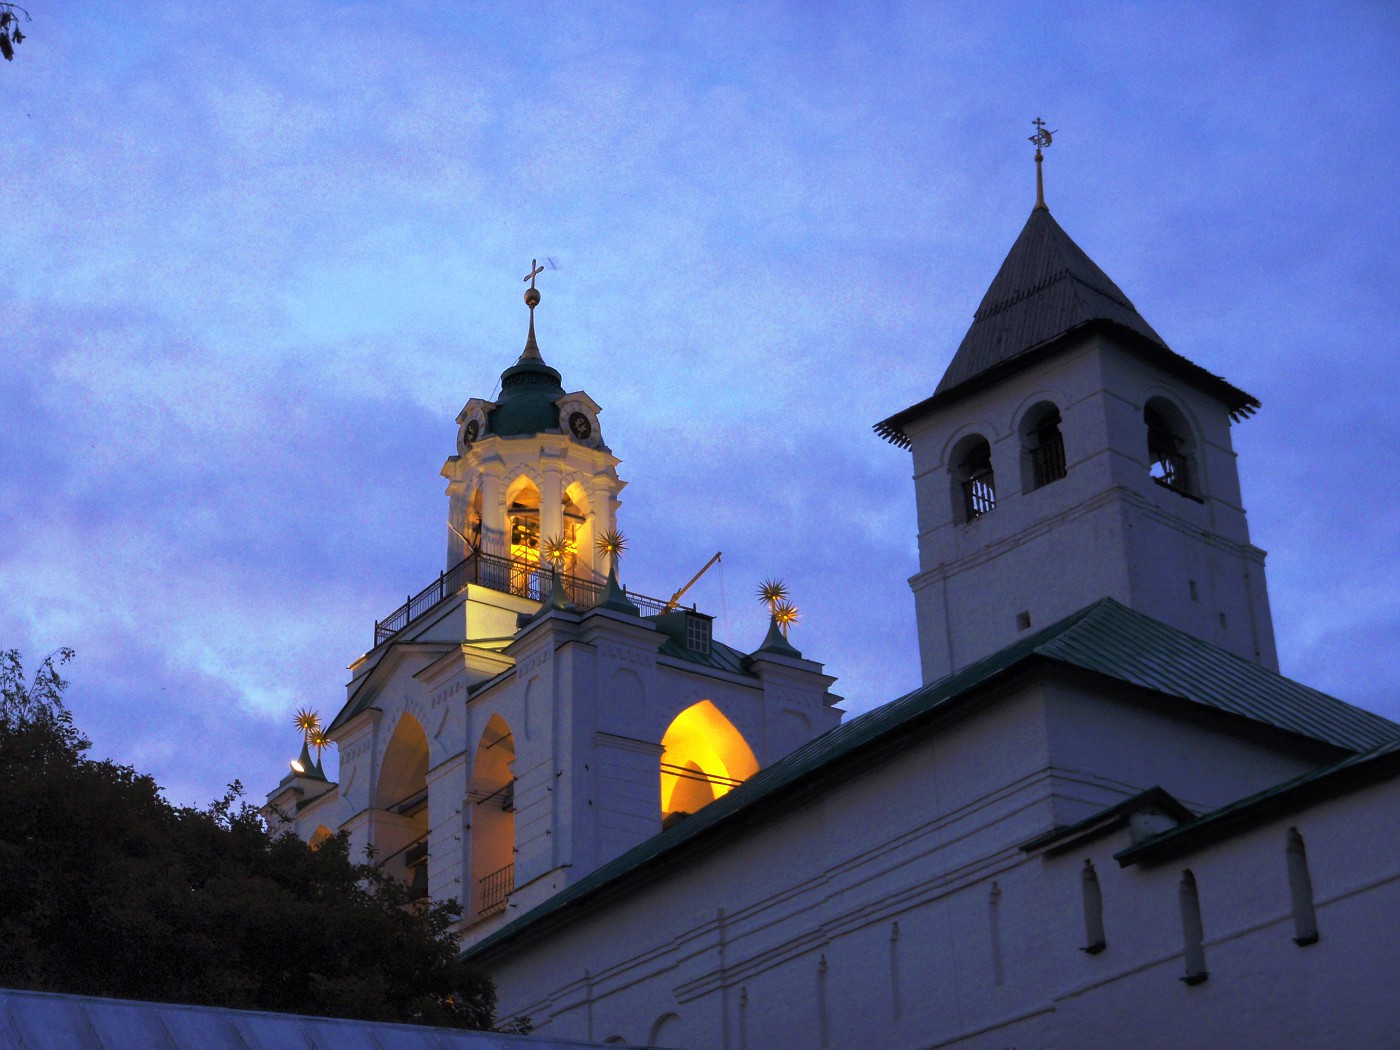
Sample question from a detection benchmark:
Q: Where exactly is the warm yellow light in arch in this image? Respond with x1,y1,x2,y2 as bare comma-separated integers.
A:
659,700,759,819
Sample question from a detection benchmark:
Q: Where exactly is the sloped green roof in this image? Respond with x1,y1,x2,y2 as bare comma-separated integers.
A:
464,598,1397,963
1116,734,1400,865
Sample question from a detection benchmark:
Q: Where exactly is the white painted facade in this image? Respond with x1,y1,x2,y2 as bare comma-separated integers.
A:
478,680,1400,1049
267,204,1400,1049
265,310,842,941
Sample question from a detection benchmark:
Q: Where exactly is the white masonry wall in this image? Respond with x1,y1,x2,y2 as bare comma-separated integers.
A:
482,677,1367,1049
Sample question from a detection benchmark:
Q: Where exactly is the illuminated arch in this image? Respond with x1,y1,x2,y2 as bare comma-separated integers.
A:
309,825,334,850
470,713,516,917
660,701,759,820
562,479,593,578
374,713,430,897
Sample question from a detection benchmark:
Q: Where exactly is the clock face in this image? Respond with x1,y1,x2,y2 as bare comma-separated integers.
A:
463,419,480,447
568,411,593,441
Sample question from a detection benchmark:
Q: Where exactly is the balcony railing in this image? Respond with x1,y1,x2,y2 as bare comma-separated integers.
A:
478,862,514,917
374,548,671,647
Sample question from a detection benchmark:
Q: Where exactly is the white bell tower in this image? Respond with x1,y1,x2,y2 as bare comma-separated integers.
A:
877,137,1277,684
442,261,624,590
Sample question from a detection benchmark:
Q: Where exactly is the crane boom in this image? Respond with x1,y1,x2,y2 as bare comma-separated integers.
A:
665,551,722,611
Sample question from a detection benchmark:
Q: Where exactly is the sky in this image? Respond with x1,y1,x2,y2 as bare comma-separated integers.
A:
3,2,1398,807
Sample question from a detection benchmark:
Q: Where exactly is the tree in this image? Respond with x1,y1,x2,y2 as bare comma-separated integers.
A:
0,648,505,1030
0,4,28,62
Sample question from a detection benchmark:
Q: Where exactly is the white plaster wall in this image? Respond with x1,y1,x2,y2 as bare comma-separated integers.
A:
483,682,1400,1050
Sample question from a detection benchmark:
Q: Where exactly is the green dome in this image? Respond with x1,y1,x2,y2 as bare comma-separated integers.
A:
490,356,564,437
488,303,567,437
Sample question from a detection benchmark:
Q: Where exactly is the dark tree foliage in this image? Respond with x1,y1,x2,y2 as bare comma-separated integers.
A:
0,4,28,61
0,649,499,1030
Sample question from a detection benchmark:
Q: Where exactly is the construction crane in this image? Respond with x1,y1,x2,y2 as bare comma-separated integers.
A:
664,552,722,611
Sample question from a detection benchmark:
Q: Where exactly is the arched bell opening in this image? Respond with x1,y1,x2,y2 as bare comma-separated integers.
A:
505,477,542,596
562,481,594,581
1144,397,1199,498
660,700,759,826
469,714,516,918
373,713,430,899
950,434,996,522
468,488,483,553
1019,402,1067,492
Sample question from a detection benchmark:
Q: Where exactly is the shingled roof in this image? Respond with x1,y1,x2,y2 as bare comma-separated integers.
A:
874,206,1260,448
463,599,1397,964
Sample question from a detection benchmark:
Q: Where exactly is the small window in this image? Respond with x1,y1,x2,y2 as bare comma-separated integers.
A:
685,613,712,655
956,438,996,521
1022,405,1067,490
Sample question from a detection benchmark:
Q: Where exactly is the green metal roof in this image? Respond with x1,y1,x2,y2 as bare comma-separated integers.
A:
464,598,1398,963
1116,734,1400,866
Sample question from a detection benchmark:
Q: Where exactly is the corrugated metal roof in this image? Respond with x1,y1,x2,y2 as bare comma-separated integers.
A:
465,599,1397,963
0,987,631,1049
873,207,1260,447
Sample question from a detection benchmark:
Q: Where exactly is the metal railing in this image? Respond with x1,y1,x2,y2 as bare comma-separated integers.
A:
478,863,514,916
374,549,671,646
1030,435,1067,488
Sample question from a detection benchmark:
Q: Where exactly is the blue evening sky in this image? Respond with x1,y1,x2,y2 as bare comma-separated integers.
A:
3,2,1397,805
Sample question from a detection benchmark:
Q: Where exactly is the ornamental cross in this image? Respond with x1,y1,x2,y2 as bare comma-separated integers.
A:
1028,117,1055,151
524,259,545,288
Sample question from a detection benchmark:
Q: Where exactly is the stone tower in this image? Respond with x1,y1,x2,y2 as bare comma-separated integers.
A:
877,175,1277,685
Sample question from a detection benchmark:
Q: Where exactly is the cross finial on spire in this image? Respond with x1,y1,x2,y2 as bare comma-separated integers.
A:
520,258,544,361
1028,117,1056,211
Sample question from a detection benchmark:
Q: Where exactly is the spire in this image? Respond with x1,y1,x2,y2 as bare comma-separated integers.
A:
1029,117,1054,211
754,612,803,658
520,258,545,363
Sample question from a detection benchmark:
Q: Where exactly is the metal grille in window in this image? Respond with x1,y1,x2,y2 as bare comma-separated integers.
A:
960,442,996,521
685,614,712,655
1029,413,1067,488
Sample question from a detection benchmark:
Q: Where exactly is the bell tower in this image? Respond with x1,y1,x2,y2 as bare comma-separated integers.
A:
876,128,1278,684
442,260,624,589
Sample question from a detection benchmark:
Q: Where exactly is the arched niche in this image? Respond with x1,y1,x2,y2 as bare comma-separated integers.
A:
374,714,430,897
309,825,335,850
469,713,516,917
659,700,759,822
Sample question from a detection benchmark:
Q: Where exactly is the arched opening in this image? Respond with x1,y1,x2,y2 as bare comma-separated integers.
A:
468,488,483,552
469,714,516,918
951,435,996,522
1080,858,1106,953
563,481,593,581
309,825,335,850
660,701,759,824
505,477,542,596
374,714,430,899
1145,398,1197,497
1020,402,1066,491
